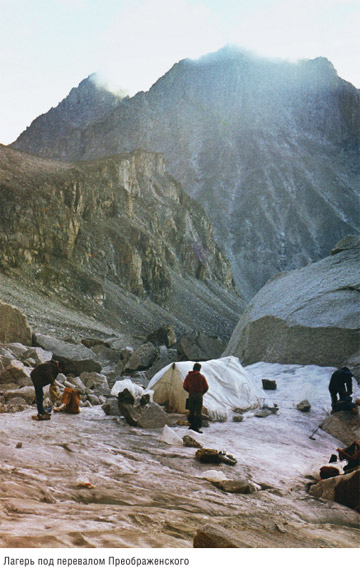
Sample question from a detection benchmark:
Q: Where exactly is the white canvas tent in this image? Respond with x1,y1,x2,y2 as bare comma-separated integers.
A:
147,356,267,420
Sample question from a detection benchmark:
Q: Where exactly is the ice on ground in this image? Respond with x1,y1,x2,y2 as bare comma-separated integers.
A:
162,362,359,488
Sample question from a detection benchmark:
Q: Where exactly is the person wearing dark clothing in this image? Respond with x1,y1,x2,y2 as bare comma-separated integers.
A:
183,363,209,433
337,442,360,473
30,360,63,420
329,367,353,412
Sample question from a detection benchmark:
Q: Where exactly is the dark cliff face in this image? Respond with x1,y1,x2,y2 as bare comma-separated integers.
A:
11,47,360,300
0,145,241,338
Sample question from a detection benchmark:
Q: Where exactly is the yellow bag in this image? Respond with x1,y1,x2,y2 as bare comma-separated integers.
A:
49,384,61,404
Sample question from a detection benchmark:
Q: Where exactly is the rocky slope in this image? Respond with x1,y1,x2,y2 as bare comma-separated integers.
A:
224,236,360,367
0,144,242,341
11,47,360,300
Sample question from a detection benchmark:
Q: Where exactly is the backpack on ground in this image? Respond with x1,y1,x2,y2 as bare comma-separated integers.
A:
61,387,81,414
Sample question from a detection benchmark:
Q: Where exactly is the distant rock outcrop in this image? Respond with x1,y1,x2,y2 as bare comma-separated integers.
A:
0,144,241,340
224,236,360,366
11,48,360,300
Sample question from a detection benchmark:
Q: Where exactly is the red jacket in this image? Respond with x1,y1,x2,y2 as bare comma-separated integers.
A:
183,371,209,395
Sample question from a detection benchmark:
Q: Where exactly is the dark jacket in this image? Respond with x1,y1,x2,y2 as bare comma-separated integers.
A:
329,368,353,395
183,371,209,395
30,361,60,388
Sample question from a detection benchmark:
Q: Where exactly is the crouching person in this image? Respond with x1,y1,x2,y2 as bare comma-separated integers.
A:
183,362,209,433
31,360,64,420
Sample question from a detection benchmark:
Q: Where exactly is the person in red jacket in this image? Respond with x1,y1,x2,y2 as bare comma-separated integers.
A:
183,362,209,433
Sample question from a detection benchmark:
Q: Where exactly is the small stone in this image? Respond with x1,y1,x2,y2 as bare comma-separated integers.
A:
297,399,311,412
15,442,23,449
262,379,277,390
182,435,201,448
255,408,272,418
215,479,255,494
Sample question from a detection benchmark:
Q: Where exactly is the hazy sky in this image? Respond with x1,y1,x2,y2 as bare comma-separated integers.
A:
1,0,359,145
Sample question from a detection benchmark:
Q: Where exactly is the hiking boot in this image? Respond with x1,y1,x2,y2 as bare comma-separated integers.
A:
194,428,203,434
37,413,51,421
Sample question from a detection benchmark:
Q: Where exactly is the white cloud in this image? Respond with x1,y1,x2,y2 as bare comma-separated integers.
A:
96,0,226,94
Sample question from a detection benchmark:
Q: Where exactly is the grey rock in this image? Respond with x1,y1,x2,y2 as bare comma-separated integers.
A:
321,412,360,444
177,331,226,361
79,371,109,394
224,238,360,367
124,342,159,372
0,402,28,413
146,325,177,348
7,397,28,406
0,358,31,385
7,343,29,360
87,394,101,406
4,386,35,404
34,334,102,376
23,347,53,365
344,354,360,383
0,302,32,345
297,400,311,412
102,397,120,416
255,408,273,418
215,479,256,494
81,338,109,349
66,376,88,396
117,401,169,428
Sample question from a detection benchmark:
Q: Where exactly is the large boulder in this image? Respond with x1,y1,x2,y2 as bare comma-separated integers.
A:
0,302,33,345
79,372,110,396
0,358,32,385
117,400,169,428
124,342,158,372
177,331,226,361
146,325,177,348
321,412,360,444
34,334,102,376
224,236,360,366
23,347,53,366
4,386,35,405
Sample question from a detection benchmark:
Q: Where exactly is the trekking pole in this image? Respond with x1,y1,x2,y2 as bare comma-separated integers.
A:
309,423,322,440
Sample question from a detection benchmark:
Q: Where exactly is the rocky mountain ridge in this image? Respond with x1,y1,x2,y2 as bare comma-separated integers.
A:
11,47,360,300
0,144,242,341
